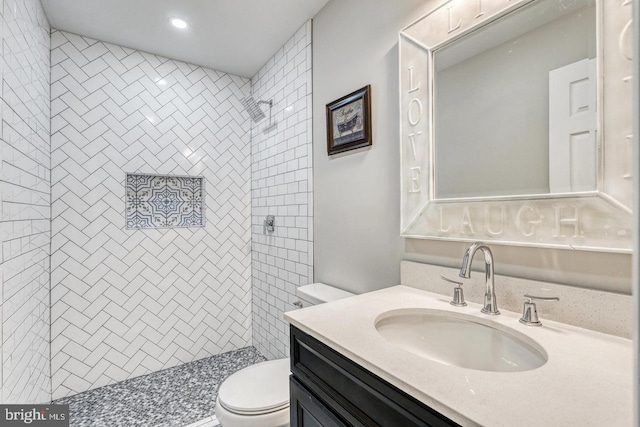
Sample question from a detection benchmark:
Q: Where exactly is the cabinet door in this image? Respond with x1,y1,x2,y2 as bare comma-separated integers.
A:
290,326,461,427
290,376,348,427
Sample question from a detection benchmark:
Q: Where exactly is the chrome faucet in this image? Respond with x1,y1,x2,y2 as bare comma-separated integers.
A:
459,242,500,315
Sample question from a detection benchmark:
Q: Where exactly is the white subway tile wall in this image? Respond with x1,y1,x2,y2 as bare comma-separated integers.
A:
0,0,51,403
251,20,313,359
50,30,252,399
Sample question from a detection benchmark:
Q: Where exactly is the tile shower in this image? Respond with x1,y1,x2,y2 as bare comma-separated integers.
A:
1,0,313,424
50,29,253,400
251,21,313,360
1,0,52,404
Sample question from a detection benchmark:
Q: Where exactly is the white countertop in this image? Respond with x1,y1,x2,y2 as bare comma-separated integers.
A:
284,285,633,427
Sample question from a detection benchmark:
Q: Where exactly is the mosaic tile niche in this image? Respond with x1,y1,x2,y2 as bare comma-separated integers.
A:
126,174,205,229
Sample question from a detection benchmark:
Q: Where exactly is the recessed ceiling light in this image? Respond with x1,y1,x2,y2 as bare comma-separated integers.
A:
171,18,188,29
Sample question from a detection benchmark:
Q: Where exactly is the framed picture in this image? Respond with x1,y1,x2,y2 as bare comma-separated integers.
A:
326,85,372,155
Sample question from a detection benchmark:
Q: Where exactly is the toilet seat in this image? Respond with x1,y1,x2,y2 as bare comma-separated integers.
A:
217,358,290,416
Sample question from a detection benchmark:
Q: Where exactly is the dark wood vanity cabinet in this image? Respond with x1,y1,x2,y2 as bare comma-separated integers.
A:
289,326,461,427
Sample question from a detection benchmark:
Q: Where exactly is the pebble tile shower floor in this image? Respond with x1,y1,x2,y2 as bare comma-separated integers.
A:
53,347,266,427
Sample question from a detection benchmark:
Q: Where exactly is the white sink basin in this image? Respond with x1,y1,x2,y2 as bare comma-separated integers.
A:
375,309,547,372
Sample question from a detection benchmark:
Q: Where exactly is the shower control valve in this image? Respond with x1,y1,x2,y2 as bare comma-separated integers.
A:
263,215,275,234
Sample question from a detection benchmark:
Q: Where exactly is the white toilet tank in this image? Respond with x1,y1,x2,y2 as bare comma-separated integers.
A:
296,282,354,307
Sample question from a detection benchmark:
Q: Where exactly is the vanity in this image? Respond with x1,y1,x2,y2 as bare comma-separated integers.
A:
288,324,458,427
285,262,633,426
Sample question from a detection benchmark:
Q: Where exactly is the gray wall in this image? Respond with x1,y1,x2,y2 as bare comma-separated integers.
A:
312,0,632,295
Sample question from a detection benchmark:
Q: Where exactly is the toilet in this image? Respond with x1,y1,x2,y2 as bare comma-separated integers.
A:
215,283,354,427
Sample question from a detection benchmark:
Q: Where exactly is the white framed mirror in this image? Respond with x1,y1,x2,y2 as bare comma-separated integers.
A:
399,0,633,252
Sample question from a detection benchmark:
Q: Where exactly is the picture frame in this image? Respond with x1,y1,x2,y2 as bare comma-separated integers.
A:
326,85,372,155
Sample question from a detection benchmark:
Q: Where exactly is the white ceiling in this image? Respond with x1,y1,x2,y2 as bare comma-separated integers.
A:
41,0,329,78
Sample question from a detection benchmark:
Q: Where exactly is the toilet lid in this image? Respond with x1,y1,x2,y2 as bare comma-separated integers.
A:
218,358,290,415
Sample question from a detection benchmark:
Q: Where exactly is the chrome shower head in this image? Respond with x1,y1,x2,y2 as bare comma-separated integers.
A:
240,96,272,123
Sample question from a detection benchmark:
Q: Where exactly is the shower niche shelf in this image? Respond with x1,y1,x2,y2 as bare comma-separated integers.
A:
125,173,205,229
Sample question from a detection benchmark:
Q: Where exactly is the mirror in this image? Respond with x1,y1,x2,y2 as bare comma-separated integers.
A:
400,0,633,252
434,0,596,199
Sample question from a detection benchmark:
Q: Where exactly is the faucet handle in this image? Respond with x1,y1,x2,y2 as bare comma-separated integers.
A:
441,276,467,307
519,294,559,326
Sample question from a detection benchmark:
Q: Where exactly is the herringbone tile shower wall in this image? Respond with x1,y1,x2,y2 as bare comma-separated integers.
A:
1,0,51,404
251,21,313,359
50,30,253,399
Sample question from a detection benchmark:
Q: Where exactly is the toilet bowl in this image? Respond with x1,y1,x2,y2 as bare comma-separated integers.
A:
215,358,290,427
215,283,354,427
